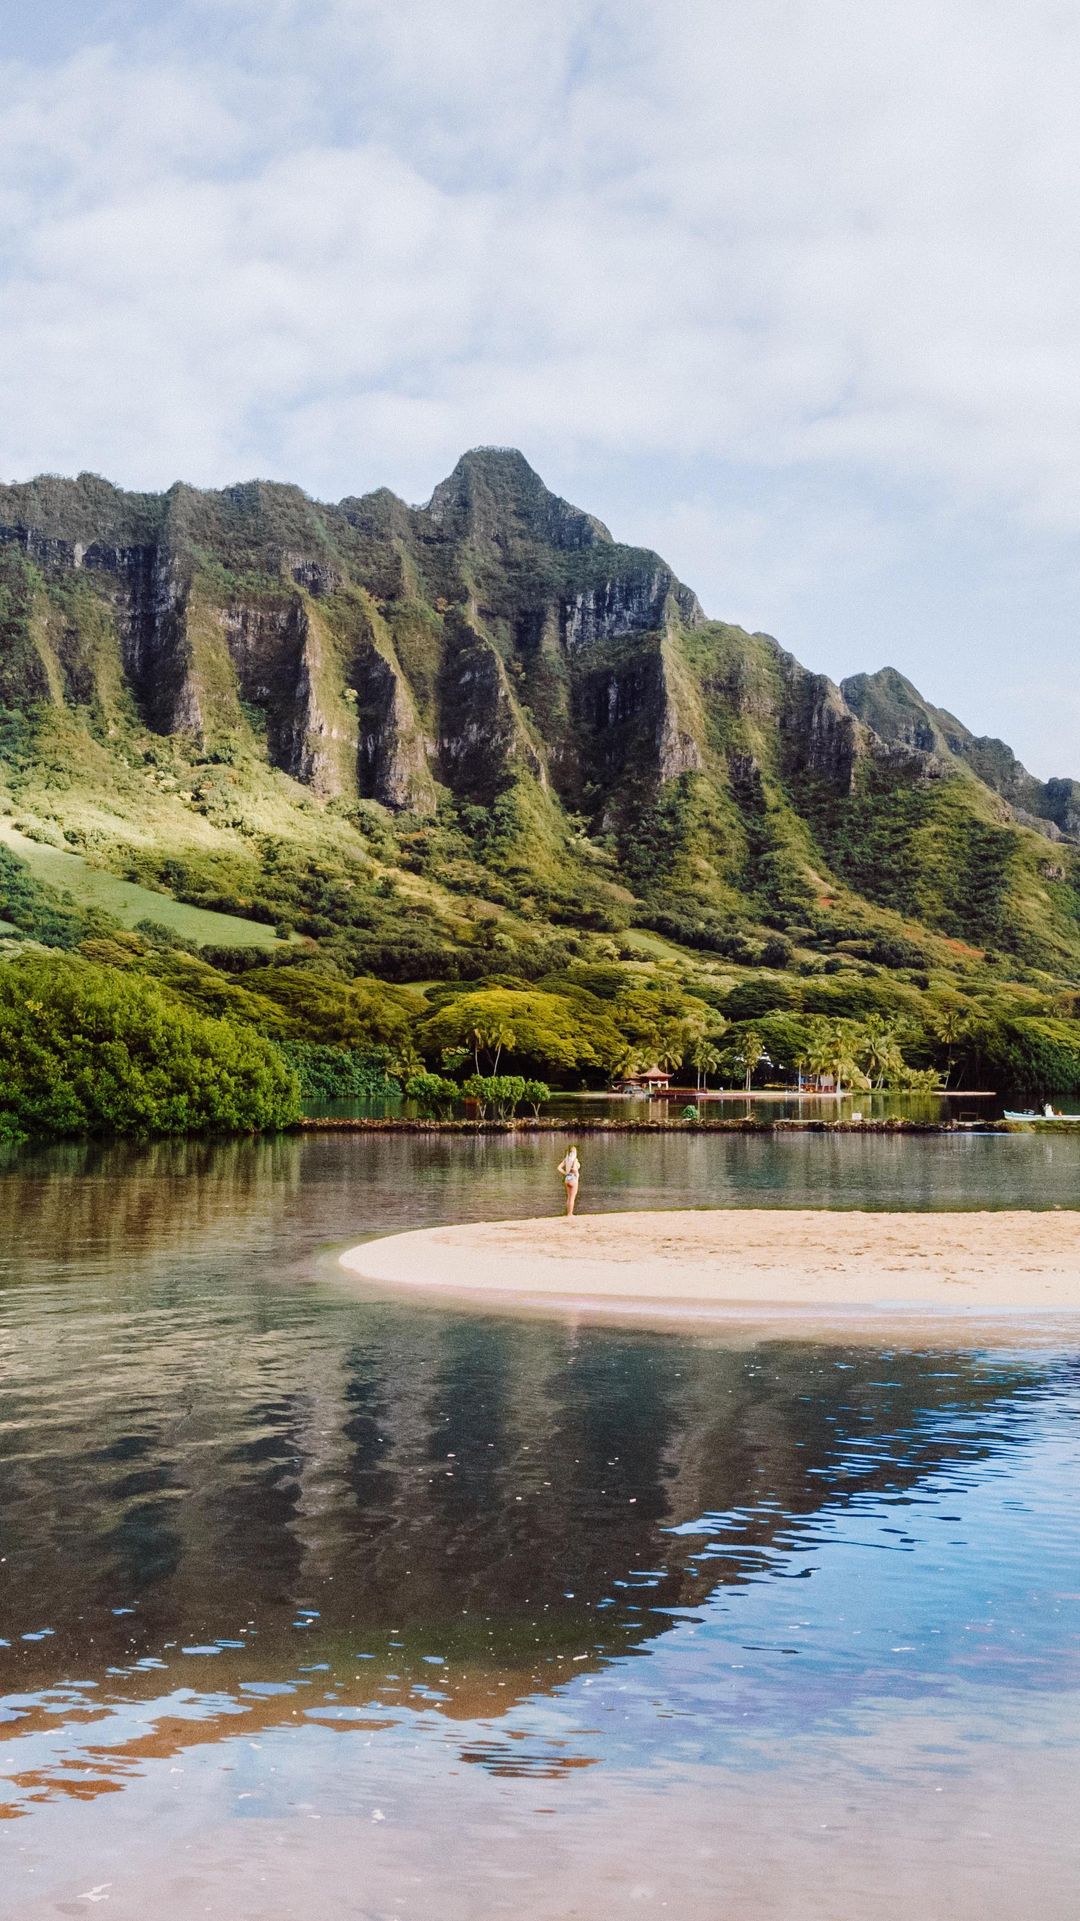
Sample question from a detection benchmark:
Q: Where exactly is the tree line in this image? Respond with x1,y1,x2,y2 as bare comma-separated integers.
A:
0,939,1076,1143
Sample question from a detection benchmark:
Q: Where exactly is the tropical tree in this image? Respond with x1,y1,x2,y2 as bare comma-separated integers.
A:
689,1038,724,1091
238,967,414,1051
522,1078,550,1117
925,995,970,1087
612,1041,648,1082
806,1018,869,1096
806,1021,834,1091
418,988,620,1079
405,1071,461,1116
463,1073,527,1118
469,1019,517,1074
723,1027,766,1091
656,1026,688,1076
0,954,300,1139
610,978,712,1069
857,1015,906,1089
284,1042,398,1102
392,1036,424,1083
468,1024,485,1074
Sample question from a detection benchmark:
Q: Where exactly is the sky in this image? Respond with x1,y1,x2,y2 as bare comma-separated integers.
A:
2,0,1079,774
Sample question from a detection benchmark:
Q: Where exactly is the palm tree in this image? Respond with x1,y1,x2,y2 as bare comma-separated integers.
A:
678,1011,728,1090
393,1038,424,1083
737,1028,765,1092
488,1022,516,1073
470,1021,517,1073
806,1019,867,1096
957,1010,994,1086
858,1016,905,1089
690,1039,724,1091
611,1042,647,1087
656,1028,687,1077
805,1026,834,1091
926,999,969,1088
829,1021,868,1096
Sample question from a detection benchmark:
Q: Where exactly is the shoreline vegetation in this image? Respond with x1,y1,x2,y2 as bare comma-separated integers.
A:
297,1112,1063,1134
0,917,1071,1145
0,831,1076,1145
339,1208,1080,1338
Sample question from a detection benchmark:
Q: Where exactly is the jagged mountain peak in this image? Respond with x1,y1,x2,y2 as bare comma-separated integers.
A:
425,446,612,551
841,666,971,758
844,665,1080,842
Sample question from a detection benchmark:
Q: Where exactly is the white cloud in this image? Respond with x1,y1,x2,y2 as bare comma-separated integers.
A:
6,1,1080,505
1,2,1079,767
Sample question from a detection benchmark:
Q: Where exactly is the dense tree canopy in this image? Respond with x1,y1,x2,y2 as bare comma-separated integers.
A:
1,819,1078,1144
415,986,624,1079
236,967,415,1053
0,955,300,1140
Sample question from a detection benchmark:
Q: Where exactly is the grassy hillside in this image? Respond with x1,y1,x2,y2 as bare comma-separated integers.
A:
0,820,280,947
0,448,1078,1137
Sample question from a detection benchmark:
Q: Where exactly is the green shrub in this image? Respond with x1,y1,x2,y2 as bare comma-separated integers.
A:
284,1042,399,1102
463,1073,527,1117
200,946,271,974
0,845,114,950
238,968,414,1049
521,1078,550,1116
0,954,299,1138
723,977,798,1021
760,936,793,970
134,918,200,955
405,1070,461,1115
868,935,929,969
966,1015,1080,1096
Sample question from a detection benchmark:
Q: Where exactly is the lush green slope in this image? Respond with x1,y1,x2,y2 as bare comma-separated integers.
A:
0,820,279,946
0,447,1077,1134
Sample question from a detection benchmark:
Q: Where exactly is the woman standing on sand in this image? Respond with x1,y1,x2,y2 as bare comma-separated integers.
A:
558,1146,581,1217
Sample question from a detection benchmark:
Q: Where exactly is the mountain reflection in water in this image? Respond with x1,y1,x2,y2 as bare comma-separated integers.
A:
1,1132,1079,1919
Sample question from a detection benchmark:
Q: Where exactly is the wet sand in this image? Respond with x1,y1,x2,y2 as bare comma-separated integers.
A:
339,1208,1080,1337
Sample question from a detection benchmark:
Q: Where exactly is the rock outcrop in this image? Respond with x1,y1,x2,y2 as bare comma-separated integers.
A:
843,666,1079,841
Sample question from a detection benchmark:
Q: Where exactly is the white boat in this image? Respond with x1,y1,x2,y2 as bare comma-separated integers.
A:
1003,1108,1076,1122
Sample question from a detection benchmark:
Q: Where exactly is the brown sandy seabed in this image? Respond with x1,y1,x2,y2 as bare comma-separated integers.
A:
338,1209,1080,1342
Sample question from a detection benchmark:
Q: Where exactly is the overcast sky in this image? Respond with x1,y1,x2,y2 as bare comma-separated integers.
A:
2,1,1079,774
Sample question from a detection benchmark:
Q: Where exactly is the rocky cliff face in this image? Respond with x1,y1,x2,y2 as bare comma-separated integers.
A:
843,667,1080,842
0,450,715,822
0,449,1076,961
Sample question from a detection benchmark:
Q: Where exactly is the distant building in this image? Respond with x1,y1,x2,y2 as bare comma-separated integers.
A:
614,1066,673,1095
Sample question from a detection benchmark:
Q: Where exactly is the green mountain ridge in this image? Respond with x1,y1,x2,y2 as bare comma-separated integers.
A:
0,445,1076,980
842,666,1080,843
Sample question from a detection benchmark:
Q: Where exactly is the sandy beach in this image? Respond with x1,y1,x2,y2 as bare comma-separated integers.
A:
339,1208,1080,1337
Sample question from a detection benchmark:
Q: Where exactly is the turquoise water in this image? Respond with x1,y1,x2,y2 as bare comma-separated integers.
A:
1,1132,1079,1918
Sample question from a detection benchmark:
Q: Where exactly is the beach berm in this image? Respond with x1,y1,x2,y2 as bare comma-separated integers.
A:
339,1209,1080,1335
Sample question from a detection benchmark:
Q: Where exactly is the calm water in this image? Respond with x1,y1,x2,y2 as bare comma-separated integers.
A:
2,1131,1079,1919
312,1088,1014,1123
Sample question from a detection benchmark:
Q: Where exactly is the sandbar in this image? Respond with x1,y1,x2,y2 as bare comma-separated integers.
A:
338,1209,1080,1339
